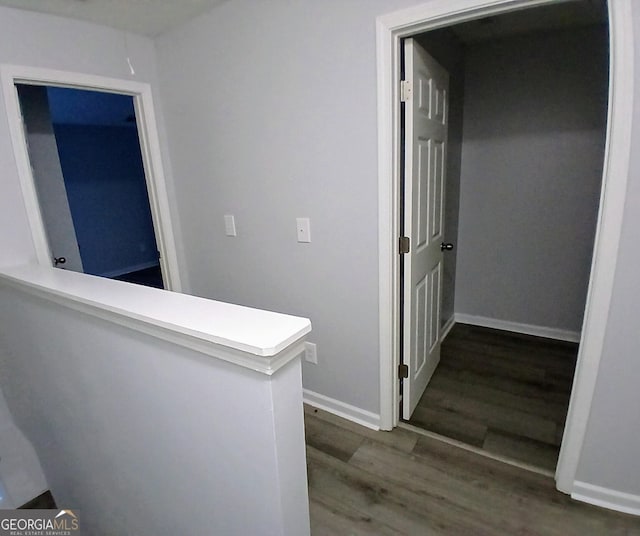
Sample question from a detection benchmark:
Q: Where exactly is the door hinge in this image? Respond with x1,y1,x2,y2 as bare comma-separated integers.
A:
400,80,413,102
398,363,409,379
399,236,410,254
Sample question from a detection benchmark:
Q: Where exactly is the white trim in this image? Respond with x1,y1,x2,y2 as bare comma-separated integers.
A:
303,389,380,431
0,264,311,374
440,314,456,341
454,313,581,343
0,64,183,292
572,481,640,516
376,0,634,497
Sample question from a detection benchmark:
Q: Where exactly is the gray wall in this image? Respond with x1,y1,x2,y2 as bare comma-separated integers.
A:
415,29,466,327
154,0,429,413
455,26,608,333
155,0,640,502
2,0,640,509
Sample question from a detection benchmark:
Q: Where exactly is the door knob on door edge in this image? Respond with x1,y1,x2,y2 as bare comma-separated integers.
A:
440,243,454,251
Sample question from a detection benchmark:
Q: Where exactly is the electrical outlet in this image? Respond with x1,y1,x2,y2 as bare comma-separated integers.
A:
296,217,311,243
224,214,237,237
304,342,317,364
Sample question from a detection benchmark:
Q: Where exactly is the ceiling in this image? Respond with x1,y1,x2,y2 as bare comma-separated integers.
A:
0,0,607,41
0,0,227,37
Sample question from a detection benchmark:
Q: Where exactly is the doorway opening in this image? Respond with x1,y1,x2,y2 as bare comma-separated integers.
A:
1,66,182,291
399,3,609,473
16,84,164,289
377,0,633,495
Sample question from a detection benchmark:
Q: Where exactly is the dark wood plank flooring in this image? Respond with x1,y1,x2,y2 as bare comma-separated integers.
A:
306,405,640,535
406,323,577,471
16,408,640,534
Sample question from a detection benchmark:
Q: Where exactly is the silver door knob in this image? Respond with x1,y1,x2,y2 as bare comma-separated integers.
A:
440,243,454,251
53,257,66,267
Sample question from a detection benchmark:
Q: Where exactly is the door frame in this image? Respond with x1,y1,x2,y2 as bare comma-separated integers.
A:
376,0,633,495
0,65,183,292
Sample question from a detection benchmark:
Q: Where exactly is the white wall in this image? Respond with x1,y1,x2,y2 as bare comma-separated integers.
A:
0,282,309,534
0,391,46,508
154,0,428,418
0,5,184,504
455,26,608,333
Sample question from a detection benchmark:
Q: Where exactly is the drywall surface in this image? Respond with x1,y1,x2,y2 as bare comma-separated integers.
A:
154,0,428,416
0,4,181,507
575,5,640,501
455,26,608,333
415,29,465,327
0,390,47,508
0,281,309,534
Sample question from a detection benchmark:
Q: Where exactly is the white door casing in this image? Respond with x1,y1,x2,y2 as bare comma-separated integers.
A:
402,39,449,418
0,65,183,292
377,0,634,500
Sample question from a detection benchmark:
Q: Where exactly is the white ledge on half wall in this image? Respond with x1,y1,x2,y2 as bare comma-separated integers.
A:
0,263,311,375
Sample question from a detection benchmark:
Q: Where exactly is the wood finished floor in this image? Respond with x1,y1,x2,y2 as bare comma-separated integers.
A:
406,323,577,471
306,405,640,535
18,409,640,534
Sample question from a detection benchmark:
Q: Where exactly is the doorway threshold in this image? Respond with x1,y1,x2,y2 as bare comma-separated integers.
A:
398,420,554,478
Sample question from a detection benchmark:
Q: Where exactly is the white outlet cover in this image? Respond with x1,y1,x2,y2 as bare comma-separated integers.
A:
296,217,311,243
224,214,237,237
304,341,317,364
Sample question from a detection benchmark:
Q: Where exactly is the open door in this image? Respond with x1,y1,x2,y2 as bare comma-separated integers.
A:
17,85,84,273
402,38,449,418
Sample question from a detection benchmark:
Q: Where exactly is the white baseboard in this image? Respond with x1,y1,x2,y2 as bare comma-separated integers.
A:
440,315,456,341
303,389,380,431
454,313,581,343
572,481,640,516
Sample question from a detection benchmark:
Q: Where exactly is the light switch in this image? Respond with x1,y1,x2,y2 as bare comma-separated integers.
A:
224,214,237,237
296,217,311,243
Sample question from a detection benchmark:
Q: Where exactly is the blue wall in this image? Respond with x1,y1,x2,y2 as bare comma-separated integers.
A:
47,86,136,127
48,89,160,278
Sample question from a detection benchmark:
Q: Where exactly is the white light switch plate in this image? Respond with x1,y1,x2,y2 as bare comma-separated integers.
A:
224,214,237,236
296,217,311,243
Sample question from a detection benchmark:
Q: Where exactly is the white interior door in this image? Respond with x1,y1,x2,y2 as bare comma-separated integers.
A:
18,84,84,273
402,38,449,418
